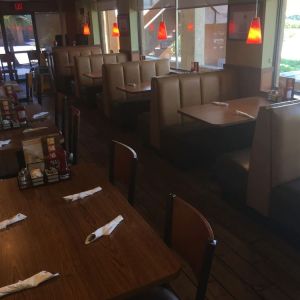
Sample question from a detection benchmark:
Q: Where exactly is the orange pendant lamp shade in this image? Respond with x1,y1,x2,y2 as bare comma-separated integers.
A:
112,22,120,37
158,21,167,40
83,23,91,35
246,17,262,44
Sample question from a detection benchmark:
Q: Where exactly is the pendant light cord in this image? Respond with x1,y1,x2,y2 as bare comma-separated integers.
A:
255,0,258,17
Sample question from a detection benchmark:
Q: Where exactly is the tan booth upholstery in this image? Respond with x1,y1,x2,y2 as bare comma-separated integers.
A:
150,69,238,150
215,101,300,224
74,53,128,97
52,45,102,92
102,59,170,120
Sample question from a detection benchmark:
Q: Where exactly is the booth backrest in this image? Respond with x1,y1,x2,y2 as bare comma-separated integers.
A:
102,59,170,118
52,45,102,90
150,69,238,149
247,101,300,216
74,53,128,94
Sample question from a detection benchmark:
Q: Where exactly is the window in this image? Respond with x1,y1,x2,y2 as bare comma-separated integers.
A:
278,0,300,97
140,8,176,65
0,26,4,54
139,2,228,70
178,6,227,70
35,13,62,50
99,10,119,54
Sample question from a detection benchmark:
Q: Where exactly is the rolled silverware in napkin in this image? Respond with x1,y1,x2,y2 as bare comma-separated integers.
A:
85,215,124,245
0,271,59,298
0,139,11,148
32,112,49,120
0,213,27,230
235,110,255,119
23,127,48,133
63,186,102,202
212,101,229,107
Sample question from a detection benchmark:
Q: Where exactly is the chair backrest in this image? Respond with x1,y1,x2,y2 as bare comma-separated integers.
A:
165,194,216,300
55,92,71,134
109,140,138,205
25,72,34,101
247,100,300,216
102,59,170,118
68,106,80,165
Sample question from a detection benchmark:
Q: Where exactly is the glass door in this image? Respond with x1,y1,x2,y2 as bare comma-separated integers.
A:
2,14,38,78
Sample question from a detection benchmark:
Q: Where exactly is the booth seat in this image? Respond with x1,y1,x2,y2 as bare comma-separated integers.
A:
215,101,300,234
149,69,239,151
74,53,128,98
52,45,102,92
102,59,170,125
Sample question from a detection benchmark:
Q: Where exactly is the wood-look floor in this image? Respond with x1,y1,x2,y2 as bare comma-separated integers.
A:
40,95,300,300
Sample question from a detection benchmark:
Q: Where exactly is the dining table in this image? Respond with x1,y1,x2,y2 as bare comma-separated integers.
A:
116,82,151,94
83,72,102,81
178,97,271,127
0,163,181,299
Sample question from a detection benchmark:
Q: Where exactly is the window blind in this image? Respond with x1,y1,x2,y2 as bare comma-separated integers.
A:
138,0,176,10
178,0,228,10
97,0,117,11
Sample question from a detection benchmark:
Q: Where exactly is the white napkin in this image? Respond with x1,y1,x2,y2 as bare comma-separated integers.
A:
0,139,11,148
32,112,49,120
85,215,124,245
63,186,102,202
0,271,59,298
0,213,27,230
235,110,255,119
23,127,48,133
212,101,229,107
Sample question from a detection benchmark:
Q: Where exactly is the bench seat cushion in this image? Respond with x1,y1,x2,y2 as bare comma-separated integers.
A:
214,149,250,205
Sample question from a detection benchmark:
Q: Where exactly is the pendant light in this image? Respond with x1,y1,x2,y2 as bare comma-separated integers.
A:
157,15,167,40
83,23,91,35
246,0,262,44
112,22,120,37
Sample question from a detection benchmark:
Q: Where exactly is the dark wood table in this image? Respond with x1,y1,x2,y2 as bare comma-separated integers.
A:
0,103,58,152
83,72,102,80
178,97,270,127
117,82,151,94
0,163,181,299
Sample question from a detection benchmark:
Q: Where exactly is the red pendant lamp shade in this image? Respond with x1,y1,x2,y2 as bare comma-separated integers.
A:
246,17,262,44
228,19,236,35
83,23,91,35
158,21,167,40
112,22,120,37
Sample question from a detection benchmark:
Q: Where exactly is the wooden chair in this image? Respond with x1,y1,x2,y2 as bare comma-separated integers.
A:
109,140,138,205
55,92,70,134
27,50,40,69
0,53,18,81
67,106,80,165
133,194,217,300
25,72,34,102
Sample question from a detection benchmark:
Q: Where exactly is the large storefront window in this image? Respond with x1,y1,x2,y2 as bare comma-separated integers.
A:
278,0,300,96
139,2,227,70
178,6,227,70
35,13,62,50
140,8,176,64
99,10,119,54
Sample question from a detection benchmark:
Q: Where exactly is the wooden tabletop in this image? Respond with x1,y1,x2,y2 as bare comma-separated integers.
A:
178,97,270,127
0,163,181,299
117,82,151,94
83,72,102,80
0,103,58,152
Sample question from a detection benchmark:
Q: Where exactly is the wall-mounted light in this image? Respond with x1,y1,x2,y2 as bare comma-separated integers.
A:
112,22,120,37
187,22,194,32
246,0,262,44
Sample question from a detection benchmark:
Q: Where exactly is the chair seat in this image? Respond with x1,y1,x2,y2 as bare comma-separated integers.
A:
131,286,179,300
